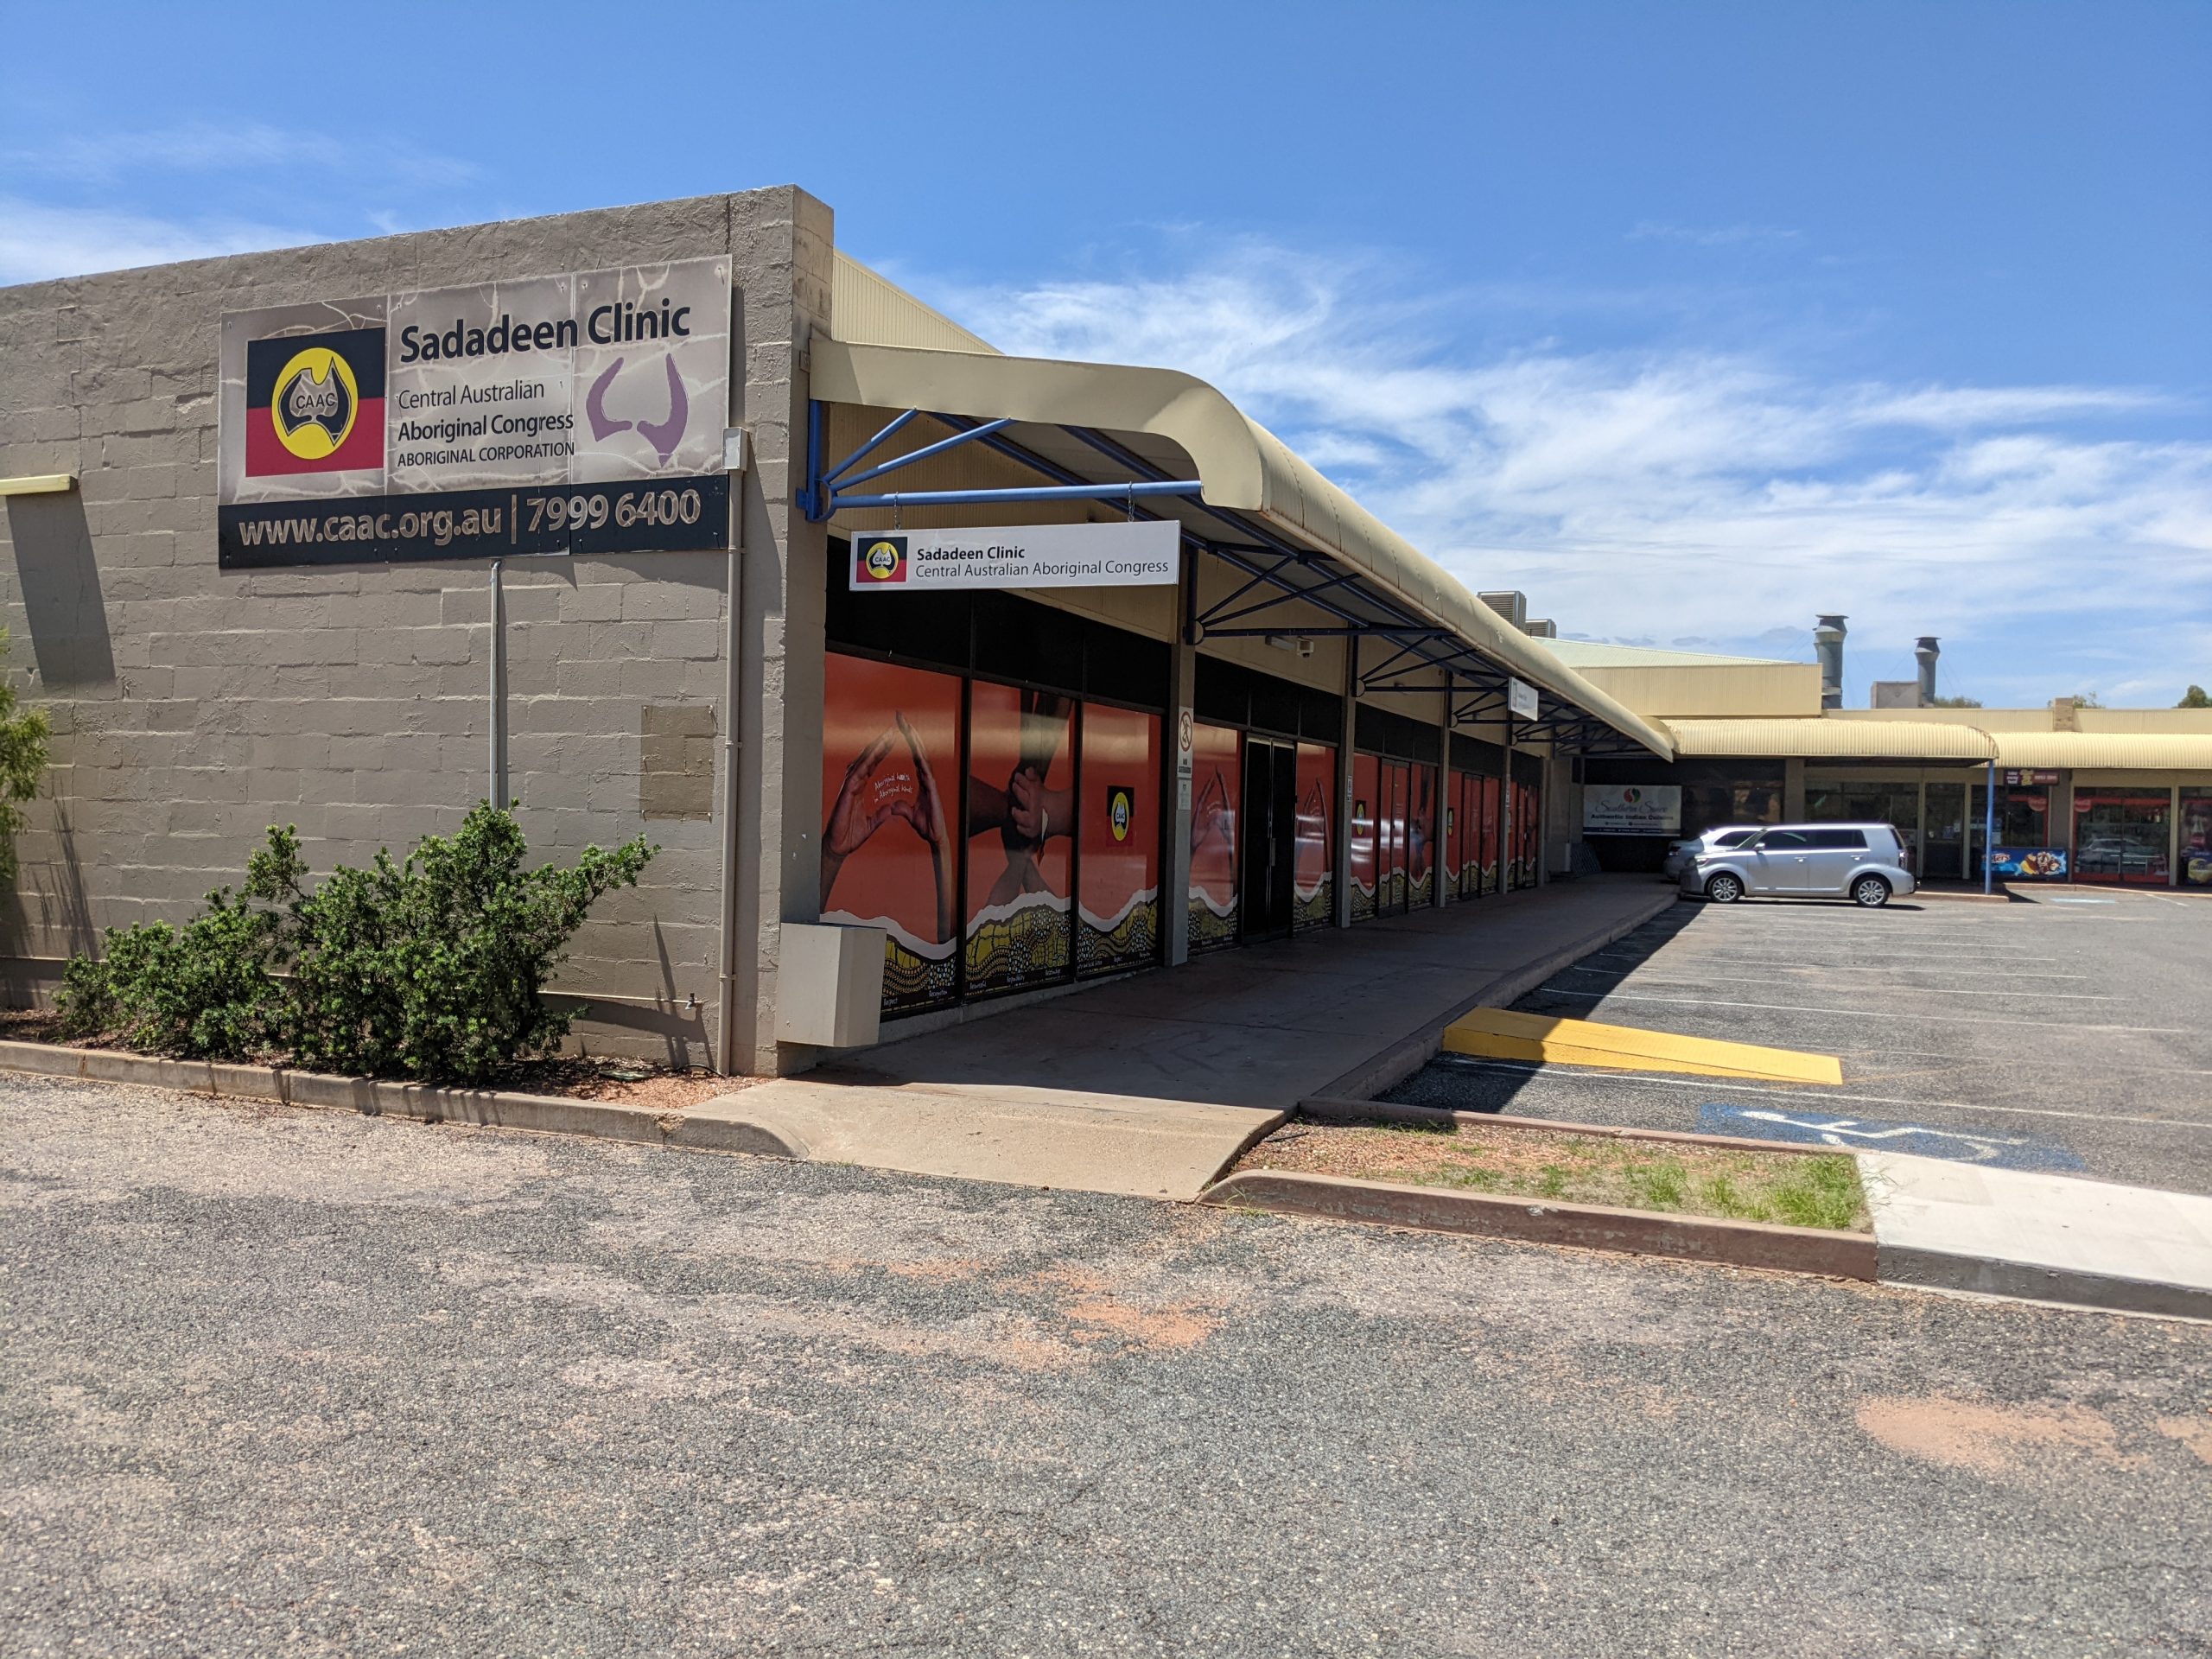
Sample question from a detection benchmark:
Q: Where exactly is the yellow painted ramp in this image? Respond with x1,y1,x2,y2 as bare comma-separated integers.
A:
1441,1007,1842,1085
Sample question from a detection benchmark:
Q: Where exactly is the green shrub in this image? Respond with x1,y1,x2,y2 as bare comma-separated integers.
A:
54,806,653,1084
287,807,653,1084
0,626,49,887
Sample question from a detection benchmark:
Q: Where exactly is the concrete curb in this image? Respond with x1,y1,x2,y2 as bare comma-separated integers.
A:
1876,1241,2212,1322
0,1039,800,1160
1203,1167,1877,1280
1313,886,1680,1102
1294,1094,1847,1159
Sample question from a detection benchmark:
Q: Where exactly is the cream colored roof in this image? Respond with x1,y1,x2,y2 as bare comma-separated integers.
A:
1993,732,2212,771
833,253,999,356
810,336,1674,759
1542,639,1801,670
1663,717,1999,760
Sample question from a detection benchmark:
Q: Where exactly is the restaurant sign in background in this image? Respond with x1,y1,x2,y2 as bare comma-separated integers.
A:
217,257,731,567
1582,784,1682,835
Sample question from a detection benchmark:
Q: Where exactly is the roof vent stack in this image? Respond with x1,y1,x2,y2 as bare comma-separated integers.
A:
1915,636,1940,706
1523,619,1557,639
1815,614,1847,710
1478,591,1528,630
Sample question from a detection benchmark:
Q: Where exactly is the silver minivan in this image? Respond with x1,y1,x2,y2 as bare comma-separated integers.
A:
1681,822,1916,907
1662,824,1762,882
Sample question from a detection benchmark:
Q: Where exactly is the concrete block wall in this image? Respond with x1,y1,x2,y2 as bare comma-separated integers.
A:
0,187,833,1072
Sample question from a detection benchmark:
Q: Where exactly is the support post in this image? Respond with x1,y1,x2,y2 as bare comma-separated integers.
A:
1435,671,1452,907
487,559,506,810
1982,759,1996,894
1334,635,1357,926
1163,546,1199,967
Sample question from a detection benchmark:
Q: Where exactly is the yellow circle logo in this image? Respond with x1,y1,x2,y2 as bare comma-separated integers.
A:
270,346,359,461
1109,787,1133,842
863,539,902,581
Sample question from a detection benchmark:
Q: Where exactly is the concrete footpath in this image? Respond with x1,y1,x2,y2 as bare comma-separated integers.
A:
716,877,1679,1200
1864,1153,2212,1319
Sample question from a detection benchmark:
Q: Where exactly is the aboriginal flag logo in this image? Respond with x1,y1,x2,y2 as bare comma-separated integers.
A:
856,536,907,584
1107,785,1135,842
245,327,385,477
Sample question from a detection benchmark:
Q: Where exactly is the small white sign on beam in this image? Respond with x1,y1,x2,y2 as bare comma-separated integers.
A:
1507,677,1540,721
848,519,1178,591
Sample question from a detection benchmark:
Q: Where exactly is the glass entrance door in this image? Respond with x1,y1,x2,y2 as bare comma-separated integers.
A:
1923,782,1965,881
1238,738,1298,939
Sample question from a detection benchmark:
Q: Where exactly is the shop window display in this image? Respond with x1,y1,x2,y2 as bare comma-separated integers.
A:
2073,791,2170,886
1350,753,1379,922
2182,791,2212,887
964,683,1077,993
1293,741,1336,930
820,654,963,1014
1407,764,1436,907
1187,721,1242,951
1077,703,1161,976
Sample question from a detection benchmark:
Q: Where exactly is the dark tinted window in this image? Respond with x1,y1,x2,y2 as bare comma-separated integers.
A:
1807,829,1868,850
1758,830,1814,849
1715,830,1758,848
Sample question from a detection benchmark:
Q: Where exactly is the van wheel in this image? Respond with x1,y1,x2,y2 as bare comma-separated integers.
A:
1852,874,1891,907
1705,873,1745,904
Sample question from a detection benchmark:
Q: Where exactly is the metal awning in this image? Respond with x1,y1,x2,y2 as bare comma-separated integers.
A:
807,338,1673,760
1663,718,1999,760
1993,732,2212,772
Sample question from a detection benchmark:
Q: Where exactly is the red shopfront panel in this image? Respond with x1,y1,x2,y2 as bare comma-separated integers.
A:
1350,752,1379,921
1294,741,1336,930
1479,775,1501,894
1408,763,1436,906
820,652,963,1014
1077,703,1161,976
965,683,1076,994
1187,721,1242,951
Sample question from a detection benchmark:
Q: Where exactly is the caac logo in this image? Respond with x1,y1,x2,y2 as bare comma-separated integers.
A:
1106,785,1135,842
856,536,907,584
245,326,385,477
272,346,359,461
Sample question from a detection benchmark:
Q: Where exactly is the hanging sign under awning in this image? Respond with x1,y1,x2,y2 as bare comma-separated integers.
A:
1507,678,1540,721
848,519,1178,591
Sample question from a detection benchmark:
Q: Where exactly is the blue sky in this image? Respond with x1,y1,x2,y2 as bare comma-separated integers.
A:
4,1,2207,707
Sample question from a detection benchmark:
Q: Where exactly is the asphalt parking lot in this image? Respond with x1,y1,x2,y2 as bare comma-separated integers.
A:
4,1076,2210,1657
1389,885,2212,1197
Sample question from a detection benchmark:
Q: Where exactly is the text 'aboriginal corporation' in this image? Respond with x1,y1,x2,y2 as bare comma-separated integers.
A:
391,408,575,469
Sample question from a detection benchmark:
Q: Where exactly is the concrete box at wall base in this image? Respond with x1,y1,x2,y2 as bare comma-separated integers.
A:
774,923,887,1048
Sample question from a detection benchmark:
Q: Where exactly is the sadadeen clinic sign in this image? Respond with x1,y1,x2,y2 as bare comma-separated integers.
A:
1583,784,1682,835
849,520,1179,591
217,257,732,567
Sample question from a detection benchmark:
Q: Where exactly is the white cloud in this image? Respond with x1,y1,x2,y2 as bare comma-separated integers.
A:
0,198,323,283
6,121,479,188
937,244,2212,706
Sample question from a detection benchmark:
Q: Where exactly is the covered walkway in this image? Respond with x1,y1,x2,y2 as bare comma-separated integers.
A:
714,875,1676,1199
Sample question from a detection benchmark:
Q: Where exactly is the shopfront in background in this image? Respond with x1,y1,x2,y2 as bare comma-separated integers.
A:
1578,760,1783,874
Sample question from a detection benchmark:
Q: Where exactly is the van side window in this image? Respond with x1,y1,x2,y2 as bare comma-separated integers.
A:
1807,830,1868,849
1716,830,1758,847
1759,830,1814,849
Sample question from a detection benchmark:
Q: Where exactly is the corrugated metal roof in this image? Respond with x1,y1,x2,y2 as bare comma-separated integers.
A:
833,254,1000,356
1542,639,1801,669
1664,718,1999,760
1994,732,2212,771
810,338,1675,760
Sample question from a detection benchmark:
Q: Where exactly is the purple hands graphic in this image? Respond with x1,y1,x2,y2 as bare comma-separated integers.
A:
585,353,688,463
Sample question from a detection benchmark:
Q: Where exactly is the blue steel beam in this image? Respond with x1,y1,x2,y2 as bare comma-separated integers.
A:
830,480,1205,511
820,407,922,487
830,417,1015,493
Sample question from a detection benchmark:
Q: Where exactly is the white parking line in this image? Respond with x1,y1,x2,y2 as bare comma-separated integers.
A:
1589,955,2091,982
1435,1058,2212,1130
1562,967,2114,1000
1541,988,2178,1031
